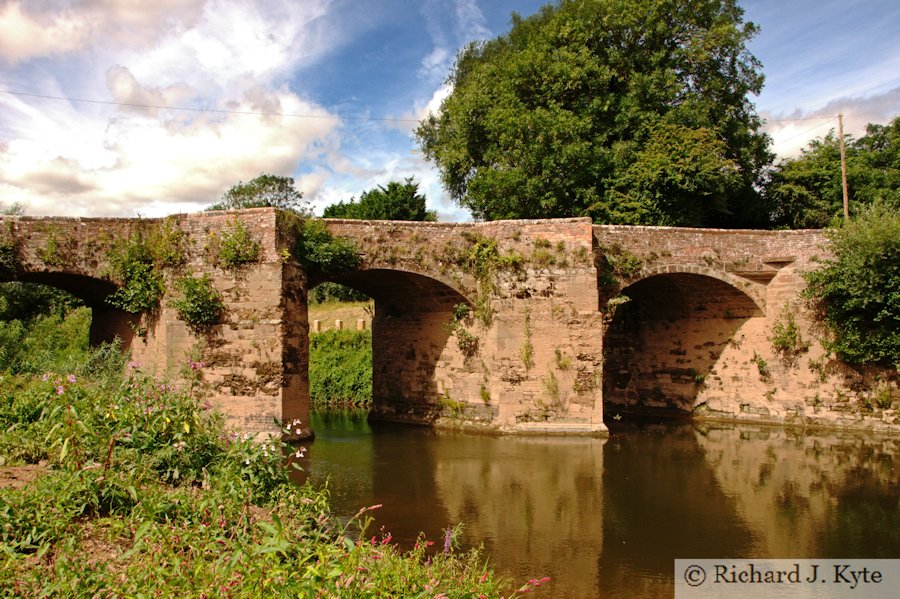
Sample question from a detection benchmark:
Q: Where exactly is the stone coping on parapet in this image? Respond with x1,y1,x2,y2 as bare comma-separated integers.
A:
593,223,826,235
321,215,594,227
3,210,828,237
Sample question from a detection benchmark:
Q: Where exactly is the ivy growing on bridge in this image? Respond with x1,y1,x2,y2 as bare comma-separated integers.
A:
277,213,361,275
106,220,186,314
172,273,225,329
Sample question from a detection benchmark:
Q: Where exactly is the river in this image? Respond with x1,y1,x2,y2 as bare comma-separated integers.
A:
297,412,899,598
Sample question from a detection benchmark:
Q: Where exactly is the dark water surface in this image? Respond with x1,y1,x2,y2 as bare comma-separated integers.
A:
298,412,900,598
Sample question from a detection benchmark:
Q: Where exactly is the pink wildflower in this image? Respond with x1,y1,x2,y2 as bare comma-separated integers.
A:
67,374,76,384
56,385,64,395
443,527,452,554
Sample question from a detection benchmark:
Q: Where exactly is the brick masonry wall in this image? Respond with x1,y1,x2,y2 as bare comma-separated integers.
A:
321,217,607,433
595,225,898,432
1,210,309,438
2,213,896,437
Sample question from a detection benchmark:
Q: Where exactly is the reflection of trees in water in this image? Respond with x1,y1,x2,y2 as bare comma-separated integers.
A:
820,465,900,556
307,416,899,599
694,425,900,557
598,423,755,599
430,434,607,597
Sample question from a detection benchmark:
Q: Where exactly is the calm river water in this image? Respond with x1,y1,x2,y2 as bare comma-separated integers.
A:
298,412,899,598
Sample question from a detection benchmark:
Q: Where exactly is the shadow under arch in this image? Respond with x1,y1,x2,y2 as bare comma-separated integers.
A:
603,271,763,418
13,271,138,349
309,268,472,423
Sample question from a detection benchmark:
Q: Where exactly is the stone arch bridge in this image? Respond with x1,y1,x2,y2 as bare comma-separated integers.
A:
1,209,831,437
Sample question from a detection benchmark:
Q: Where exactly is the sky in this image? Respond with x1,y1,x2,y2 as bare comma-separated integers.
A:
0,0,897,220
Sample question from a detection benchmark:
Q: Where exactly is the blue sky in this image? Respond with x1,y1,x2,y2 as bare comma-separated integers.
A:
0,0,897,219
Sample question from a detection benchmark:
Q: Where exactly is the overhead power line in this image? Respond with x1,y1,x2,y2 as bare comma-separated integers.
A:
769,117,837,147
0,88,420,123
765,116,839,123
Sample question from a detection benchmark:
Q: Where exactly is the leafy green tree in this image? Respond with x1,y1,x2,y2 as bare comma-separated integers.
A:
323,178,437,221
416,0,771,226
319,178,435,303
767,118,899,229
600,124,742,226
803,202,899,367
208,173,306,212
852,119,900,206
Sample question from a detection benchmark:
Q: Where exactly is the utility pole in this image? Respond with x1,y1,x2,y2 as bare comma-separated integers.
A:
838,112,849,221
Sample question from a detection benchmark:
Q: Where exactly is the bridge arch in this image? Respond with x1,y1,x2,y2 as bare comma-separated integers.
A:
620,264,766,314
308,267,473,422
7,271,138,348
603,268,763,417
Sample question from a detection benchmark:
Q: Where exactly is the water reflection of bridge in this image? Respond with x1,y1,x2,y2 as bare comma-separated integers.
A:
306,417,900,598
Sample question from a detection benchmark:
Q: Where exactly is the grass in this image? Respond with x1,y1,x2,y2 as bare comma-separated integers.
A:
309,329,372,409
0,308,526,597
307,300,372,332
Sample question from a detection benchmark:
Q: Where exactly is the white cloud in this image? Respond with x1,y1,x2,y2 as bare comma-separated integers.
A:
0,2,90,64
0,88,340,216
418,46,450,80
0,0,346,217
452,0,490,41
763,86,900,158
0,0,208,64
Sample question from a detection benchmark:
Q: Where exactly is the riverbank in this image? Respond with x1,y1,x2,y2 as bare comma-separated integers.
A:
0,309,527,597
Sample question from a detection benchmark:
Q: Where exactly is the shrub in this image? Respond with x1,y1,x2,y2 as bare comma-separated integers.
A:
171,274,225,327
771,304,808,363
803,202,899,366
752,351,770,380
295,219,360,273
309,329,372,408
146,218,187,268
455,327,479,358
0,237,18,278
106,234,165,313
210,218,261,268
0,308,97,375
0,282,83,322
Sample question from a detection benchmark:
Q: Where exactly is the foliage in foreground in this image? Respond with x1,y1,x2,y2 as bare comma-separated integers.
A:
0,317,514,597
803,203,900,367
309,329,373,409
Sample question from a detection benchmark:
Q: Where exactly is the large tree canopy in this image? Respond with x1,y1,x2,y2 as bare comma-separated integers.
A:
416,0,771,226
208,173,306,212
323,178,436,221
767,118,899,229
